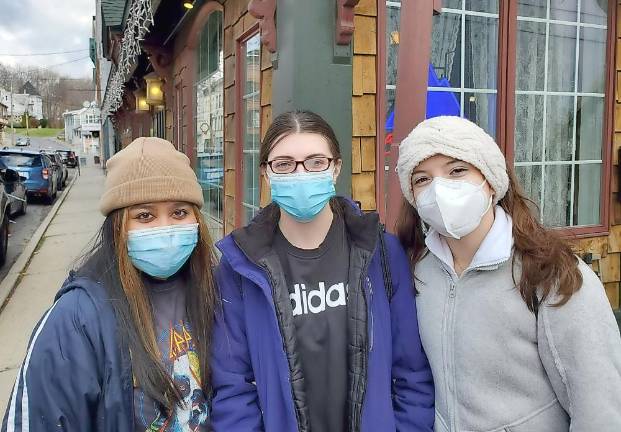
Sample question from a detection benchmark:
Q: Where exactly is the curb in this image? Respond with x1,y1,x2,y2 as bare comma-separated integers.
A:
0,172,80,311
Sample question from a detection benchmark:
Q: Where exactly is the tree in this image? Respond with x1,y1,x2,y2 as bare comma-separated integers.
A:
0,62,95,128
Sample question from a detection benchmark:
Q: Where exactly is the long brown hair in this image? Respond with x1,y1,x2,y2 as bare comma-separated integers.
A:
397,166,583,312
78,205,217,411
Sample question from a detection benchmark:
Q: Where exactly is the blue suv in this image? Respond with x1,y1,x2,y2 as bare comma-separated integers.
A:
0,150,59,204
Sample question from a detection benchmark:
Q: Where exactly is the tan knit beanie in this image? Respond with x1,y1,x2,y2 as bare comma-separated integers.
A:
99,137,204,215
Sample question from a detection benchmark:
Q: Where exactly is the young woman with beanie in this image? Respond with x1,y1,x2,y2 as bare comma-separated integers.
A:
396,115,621,431
210,110,434,431
3,137,216,431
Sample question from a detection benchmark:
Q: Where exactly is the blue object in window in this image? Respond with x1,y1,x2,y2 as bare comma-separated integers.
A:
426,63,460,118
385,63,461,134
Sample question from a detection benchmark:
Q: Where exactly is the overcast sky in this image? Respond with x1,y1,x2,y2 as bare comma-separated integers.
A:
0,0,96,78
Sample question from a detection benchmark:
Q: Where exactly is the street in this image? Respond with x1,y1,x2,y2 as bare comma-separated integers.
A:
0,134,79,289
0,164,102,411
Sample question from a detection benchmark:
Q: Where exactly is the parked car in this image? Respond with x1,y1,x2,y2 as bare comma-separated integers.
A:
0,160,27,216
0,175,11,266
42,151,67,190
15,137,29,147
55,149,78,168
0,150,58,205
0,160,19,265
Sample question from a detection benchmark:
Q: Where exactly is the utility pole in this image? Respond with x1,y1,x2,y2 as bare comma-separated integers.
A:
25,101,29,137
9,81,14,146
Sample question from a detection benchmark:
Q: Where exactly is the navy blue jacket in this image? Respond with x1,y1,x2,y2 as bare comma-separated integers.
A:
211,199,435,431
2,273,134,432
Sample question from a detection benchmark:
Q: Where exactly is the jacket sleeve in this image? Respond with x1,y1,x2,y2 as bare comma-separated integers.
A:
2,290,101,432
539,260,621,432
386,234,435,432
211,256,263,432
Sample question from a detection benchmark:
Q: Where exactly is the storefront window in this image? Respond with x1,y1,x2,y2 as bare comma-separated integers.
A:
385,0,610,230
429,0,499,136
195,11,224,241
514,0,607,227
240,34,261,224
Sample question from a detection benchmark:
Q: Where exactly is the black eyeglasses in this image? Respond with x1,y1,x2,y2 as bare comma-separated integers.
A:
264,156,334,174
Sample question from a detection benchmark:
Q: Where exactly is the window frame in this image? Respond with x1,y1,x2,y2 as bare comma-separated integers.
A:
235,25,262,228
378,0,616,237
192,7,225,241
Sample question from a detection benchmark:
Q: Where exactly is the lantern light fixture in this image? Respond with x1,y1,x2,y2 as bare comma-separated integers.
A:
144,72,164,106
134,89,150,112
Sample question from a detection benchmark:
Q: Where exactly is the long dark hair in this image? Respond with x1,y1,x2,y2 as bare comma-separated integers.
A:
397,167,583,312
76,205,217,411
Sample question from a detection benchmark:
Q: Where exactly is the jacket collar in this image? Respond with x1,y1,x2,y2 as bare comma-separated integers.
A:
223,197,380,267
425,206,513,273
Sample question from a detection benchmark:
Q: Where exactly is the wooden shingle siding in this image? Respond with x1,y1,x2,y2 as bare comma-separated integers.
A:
351,2,378,211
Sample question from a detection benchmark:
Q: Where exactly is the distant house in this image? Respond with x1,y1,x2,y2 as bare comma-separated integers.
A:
0,82,44,122
0,101,8,123
63,103,101,153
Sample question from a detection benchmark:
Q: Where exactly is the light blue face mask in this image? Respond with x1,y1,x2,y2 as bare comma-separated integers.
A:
269,170,336,222
127,223,199,279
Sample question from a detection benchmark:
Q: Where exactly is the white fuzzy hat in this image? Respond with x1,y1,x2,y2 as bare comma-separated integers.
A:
396,116,509,207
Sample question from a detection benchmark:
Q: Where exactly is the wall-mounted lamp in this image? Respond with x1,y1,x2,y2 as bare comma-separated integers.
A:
144,72,164,106
134,89,150,112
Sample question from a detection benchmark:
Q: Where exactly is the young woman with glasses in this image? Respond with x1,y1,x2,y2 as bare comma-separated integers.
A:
210,110,435,431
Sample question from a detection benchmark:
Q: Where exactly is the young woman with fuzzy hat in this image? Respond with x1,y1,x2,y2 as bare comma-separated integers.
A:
396,116,621,432
3,137,216,431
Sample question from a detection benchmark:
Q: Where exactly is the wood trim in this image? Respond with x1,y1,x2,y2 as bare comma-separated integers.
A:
386,0,434,231
596,0,617,234
497,0,517,160
375,0,387,221
235,25,261,228
336,0,361,45
557,225,609,239
248,0,277,53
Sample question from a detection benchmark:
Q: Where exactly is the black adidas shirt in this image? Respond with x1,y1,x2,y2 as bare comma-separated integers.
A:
274,215,350,432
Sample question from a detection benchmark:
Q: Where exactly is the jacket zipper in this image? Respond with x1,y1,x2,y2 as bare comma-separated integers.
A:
366,276,374,352
259,263,302,430
347,255,373,432
441,268,458,432
442,259,510,432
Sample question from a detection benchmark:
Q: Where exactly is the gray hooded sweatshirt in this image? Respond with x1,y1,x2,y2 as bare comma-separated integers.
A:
415,207,621,432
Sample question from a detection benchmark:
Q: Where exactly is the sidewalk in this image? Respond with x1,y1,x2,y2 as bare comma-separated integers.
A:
0,165,105,411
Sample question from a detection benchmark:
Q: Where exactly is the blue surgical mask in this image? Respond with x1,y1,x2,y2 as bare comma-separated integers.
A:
268,170,336,222
127,223,199,279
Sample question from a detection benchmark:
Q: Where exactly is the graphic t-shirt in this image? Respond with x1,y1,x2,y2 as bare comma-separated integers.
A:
133,276,210,432
273,216,350,432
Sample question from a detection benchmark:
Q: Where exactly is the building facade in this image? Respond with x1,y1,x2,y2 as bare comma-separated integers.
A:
0,82,44,122
63,104,102,153
97,0,621,319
